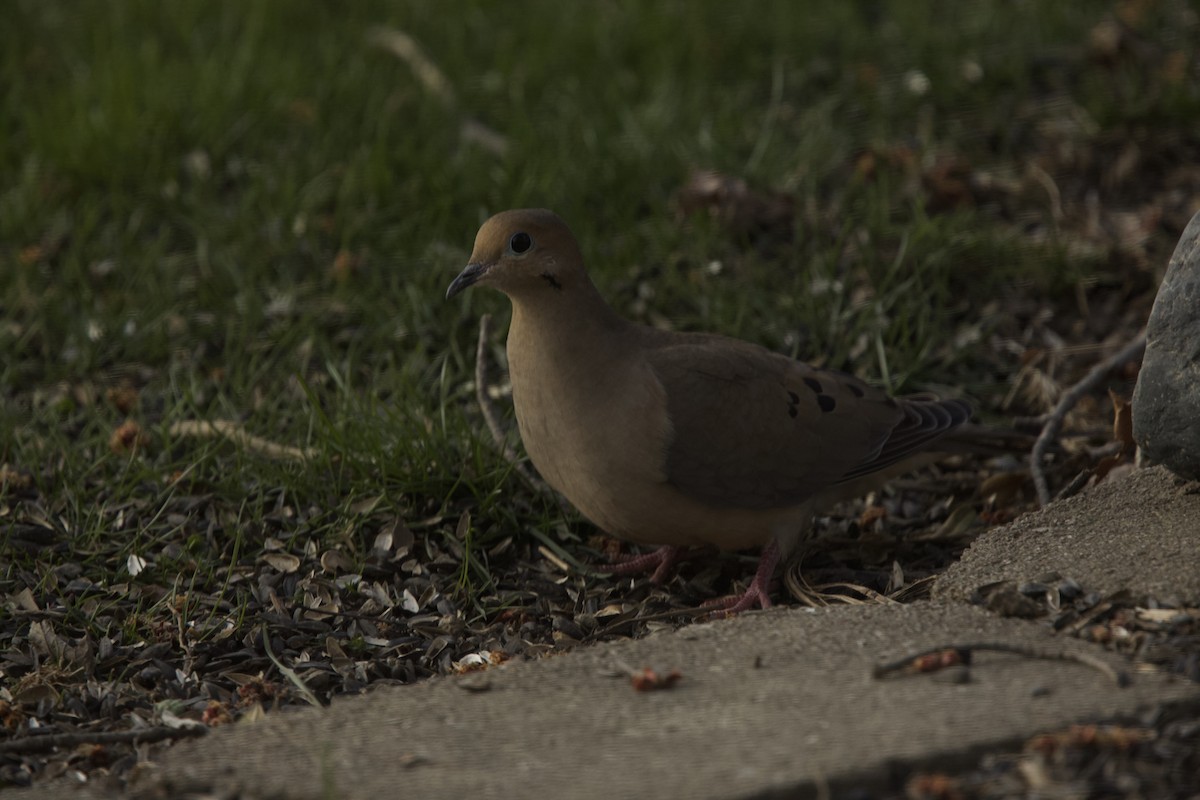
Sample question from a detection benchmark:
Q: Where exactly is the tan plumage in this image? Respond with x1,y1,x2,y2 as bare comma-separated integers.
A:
447,208,970,612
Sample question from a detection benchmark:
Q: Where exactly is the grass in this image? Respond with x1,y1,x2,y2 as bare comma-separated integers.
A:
0,1,1187,565
1,0,1197,759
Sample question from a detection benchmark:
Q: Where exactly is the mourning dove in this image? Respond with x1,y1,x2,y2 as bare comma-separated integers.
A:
447,209,971,613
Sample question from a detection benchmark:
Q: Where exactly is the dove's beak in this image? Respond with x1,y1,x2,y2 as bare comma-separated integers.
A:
445,262,491,299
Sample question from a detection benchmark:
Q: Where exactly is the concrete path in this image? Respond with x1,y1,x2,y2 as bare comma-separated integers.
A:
14,466,1200,799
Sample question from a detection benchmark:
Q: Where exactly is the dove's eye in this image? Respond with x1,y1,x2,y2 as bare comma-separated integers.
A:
509,232,532,254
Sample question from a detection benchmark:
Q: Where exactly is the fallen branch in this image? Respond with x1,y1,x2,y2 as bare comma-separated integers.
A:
1030,331,1146,506
0,725,207,755
873,641,1130,687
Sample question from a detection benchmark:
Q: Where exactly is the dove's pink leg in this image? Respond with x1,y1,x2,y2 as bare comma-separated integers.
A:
702,539,781,616
599,545,697,584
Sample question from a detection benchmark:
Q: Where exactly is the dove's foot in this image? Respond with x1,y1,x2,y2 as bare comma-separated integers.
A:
702,539,781,617
599,545,697,584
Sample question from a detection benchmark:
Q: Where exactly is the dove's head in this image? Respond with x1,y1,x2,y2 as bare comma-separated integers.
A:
446,209,588,301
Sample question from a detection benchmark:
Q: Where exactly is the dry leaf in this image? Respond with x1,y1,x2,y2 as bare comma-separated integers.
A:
319,550,355,573
159,706,205,731
330,249,358,282
261,553,301,573
400,588,420,613
931,505,978,539
384,518,415,554
674,170,794,238
1109,389,1134,457
1135,608,1197,625
106,385,139,414
0,463,33,490
858,505,888,528
109,420,149,453
980,471,1029,506
12,683,59,707
1090,453,1125,485
239,702,266,724
28,620,68,660
630,667,683,692
372,529,393,554
349,494,383,516
12,586,39,611
202,701,234,727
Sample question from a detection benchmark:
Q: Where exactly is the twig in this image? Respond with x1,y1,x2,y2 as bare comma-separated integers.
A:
367,27,507,156
537,544,571,573
1012,414,1051,432
1027,162,1064,224
1053,469,1094,503
0,725,207,755
593,606,710,638
475,314,551,494
288,603,401,625
1030,331,1147,506
365,27,456,106
873,641,1130,687
168,419,317,462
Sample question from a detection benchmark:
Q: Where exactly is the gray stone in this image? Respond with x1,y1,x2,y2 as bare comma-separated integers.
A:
1133,209,1200,480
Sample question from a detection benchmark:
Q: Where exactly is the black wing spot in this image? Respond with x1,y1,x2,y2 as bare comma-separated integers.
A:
845,382,865,398
803,377,822,394
540,272,563,290
817,395,836,413
785,389,802,419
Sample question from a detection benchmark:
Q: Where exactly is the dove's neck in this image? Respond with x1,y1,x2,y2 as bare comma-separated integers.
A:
507,279,632,381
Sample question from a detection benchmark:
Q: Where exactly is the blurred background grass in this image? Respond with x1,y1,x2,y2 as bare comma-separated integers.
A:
2,0,1198,594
